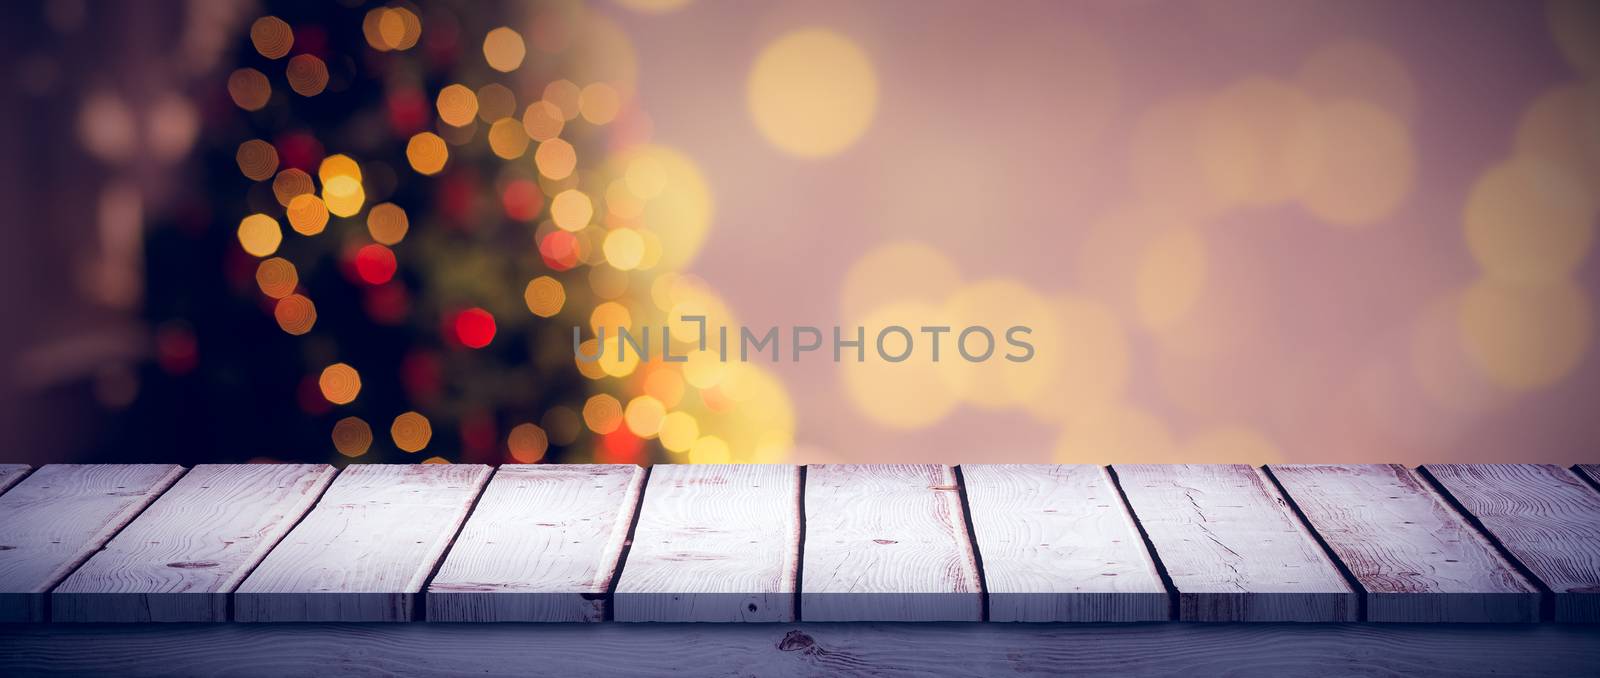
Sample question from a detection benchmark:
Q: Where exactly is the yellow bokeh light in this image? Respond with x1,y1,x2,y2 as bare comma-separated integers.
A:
747,28,878,157
535,138,577,180
579,82,621,125
476,83,517,123
406,132,449,175
575,339,608,380
235,139,279,181
237,214,282,257
318,363,361,405
1514,83,1600,192
285,54,329,97
272,168,314,207
602,228,645,270
227,68,271,112
841,300,960,429
508,423,549,463
589,301,633,336
1135,226,1209,332
1182,427,1284,465
365,7,421,51
682,349,727,390
689,435,731,464
1195,78,1321,207
391,411,433,452
657,411,698,452
483,27,526,72
250,16,294,60
543,80,582,121
550,189,593,231
422,456,451,465
583,393,623,434
1022,295,1130,423
608,145,712,269
522,100,565,141
487,117,530,159
840,241,962,326
254,257,298,299
274,294,316,335
436,84,479,127
1052,404,1177,464
642,364,685,408
523,275,566,317
1128,95,1229,219
366,202,409,245
1464,157,1595,285
322,174,365,218
1300,100,1414,227
318,154,362,184
1296,40,1417,121
938,279,1060,409
615,0,692,13
332,417,372,457
1409,294,1503,414
624,395,666,438
286,194,329,236
1458,277,1593,392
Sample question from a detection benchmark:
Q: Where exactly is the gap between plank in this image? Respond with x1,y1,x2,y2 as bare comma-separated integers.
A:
45,465,190,622
1103,465,1178,621
1415,465,1556,622
603,464,653,622
414,466,498,622
224,464,344,622
1259,465,1369,621
950,465,989,622
1571,465,1600,495
793,465,807,622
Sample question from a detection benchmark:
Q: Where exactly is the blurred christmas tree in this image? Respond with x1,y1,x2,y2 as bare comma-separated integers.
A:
115,0,795,467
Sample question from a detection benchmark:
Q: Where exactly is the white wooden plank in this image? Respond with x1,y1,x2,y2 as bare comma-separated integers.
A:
427,464,644,622
1424,464,1600,623
613,464,800,622
1112,464,1358,621
801,464,982,621
0,464,183,622
0,464,29,494
234,464,492,622
52,464,337,622
1270,464,1539,622
8,622,1600,678
961,464,1168,621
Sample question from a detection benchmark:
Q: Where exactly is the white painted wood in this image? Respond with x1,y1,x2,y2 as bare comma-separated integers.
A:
0,465,29,494
1112,464,1358,621
613,464,800,622
234,464,492,622
4,623,1598,677
1269,464,1539,622
427,465,644,622
1425,464,1600,623
802,464,981,621
52,464,337,622
0,464,183,621
961,464,1168,621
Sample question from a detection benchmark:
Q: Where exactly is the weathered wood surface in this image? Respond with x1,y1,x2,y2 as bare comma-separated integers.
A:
961,464,1168,621
1424,464,1600,623
427,465,644,622
233,464,491,622
1269,464,1538,622
613,464,801,622
802,464,982,621
1113,464,1358,621
2,623,1597,677
0,464,184,622
51,464,337,622
0,464,29,494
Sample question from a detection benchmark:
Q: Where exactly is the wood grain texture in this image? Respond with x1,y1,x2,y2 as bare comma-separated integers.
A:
1269,464,1538,622
427,465,644,622
961,464,1168,621
3,623,1597,677
1112,464,1358,622
234,464,492,622
613,464,800,622
1424,464,1600,623
51,464,337,622
1576,465,1600,491
0,464,29,494
802,464,981,621
0,464,183,622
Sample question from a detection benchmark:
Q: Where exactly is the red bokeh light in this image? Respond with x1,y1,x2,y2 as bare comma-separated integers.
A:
539,230,579,271
452,307,496,348
386,88,429,135
273,131,323,172
501,179,543,221
155,323,198,375
364,282,409,324
354,244,397,285
597,429,644,465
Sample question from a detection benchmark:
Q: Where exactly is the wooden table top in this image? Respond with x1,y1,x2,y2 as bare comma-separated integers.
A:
1,463,1596,624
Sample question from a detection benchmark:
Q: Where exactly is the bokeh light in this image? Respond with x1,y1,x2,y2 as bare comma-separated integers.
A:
391,411,433,452
747,28,878,157
318,363,362,405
